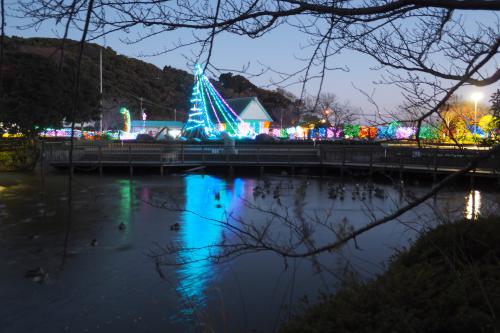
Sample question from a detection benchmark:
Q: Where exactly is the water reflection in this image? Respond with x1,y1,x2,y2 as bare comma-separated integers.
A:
118,179,133,237
176,175,245,316
465,190,481,221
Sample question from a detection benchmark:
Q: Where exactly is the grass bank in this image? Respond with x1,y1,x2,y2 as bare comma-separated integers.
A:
280,218,500,333
0,140,39,171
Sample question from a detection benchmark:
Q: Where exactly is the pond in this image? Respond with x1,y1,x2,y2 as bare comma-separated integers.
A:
0,171,499,332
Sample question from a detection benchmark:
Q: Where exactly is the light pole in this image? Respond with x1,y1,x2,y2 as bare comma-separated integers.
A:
470,92,483,138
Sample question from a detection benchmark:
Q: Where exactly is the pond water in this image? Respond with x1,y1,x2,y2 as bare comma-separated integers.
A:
0,171,499,332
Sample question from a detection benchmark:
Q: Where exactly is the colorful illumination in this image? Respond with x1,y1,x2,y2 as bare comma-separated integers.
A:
343,124,360,138
418,125,439,140
295,126,304,139
238,122,253,137
395,126,416,139
182,64,247,140
271,128,281,137
119,107,131,133
176,175,245,315
41,128,83,138
377,126,390,139
387,121,399,138
359,126,369,139
2,133,24,138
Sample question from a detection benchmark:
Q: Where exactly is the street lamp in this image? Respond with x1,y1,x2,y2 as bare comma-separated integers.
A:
470,92,483,137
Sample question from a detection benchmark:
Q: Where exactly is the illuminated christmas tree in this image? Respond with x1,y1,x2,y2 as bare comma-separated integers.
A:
182,64,243,140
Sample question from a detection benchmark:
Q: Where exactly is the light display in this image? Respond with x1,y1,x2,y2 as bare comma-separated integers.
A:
343,124,360,138
182,64,247,140
40,128,138,140
396,126,416,139
119,107,131,133
387,121,399,138
266,121,452,142
418,125,439,140
41,128,83,138
333,127,343,138
377,126,390,139
467,125,485,137
176,175,245,315
359,126,369,139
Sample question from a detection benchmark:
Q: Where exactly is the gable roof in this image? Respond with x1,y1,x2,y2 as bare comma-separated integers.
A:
226,97,273,121
226,97,254,115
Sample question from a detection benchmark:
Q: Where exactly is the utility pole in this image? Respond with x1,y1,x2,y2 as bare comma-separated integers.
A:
99,48,103,132
174,108,177,122
280,109,283,129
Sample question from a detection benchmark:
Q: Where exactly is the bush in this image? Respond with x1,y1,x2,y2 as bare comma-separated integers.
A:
280,218,500,333
0,140,39,171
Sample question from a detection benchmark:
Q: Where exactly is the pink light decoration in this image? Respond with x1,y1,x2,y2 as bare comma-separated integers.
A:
326,128,334,138
271,129,281,137
238,122,253,137
335,127,344,138
395,127,416,139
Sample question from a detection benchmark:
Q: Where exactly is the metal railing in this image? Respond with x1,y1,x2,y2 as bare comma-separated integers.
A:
41,141,500,174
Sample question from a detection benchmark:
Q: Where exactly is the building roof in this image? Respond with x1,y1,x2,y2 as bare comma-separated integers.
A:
131,120,183,128
226,97,254,115
226,97,273,121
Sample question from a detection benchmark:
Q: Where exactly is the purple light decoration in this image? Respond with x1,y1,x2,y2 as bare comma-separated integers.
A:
334,127,344,138
205,78,244,122
396,127,416,139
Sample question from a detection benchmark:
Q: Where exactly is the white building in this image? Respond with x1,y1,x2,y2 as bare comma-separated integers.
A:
130,120,183,138
226,97,273,134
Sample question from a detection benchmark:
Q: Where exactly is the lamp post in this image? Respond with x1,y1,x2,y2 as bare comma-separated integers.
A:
470,92,483,138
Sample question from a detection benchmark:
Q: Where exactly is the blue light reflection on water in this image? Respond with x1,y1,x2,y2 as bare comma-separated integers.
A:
175,175,248,316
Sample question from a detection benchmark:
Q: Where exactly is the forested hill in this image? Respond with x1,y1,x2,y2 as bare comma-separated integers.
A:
2,36,299,128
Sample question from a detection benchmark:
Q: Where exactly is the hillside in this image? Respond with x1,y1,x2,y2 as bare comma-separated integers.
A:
2,36,299,129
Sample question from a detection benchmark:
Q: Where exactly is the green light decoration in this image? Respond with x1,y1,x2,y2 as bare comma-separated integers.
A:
418,125,439,140
343,124,360,138
119,107,131,132
182,64,244,140
387,121,399,138
279,128,288,139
